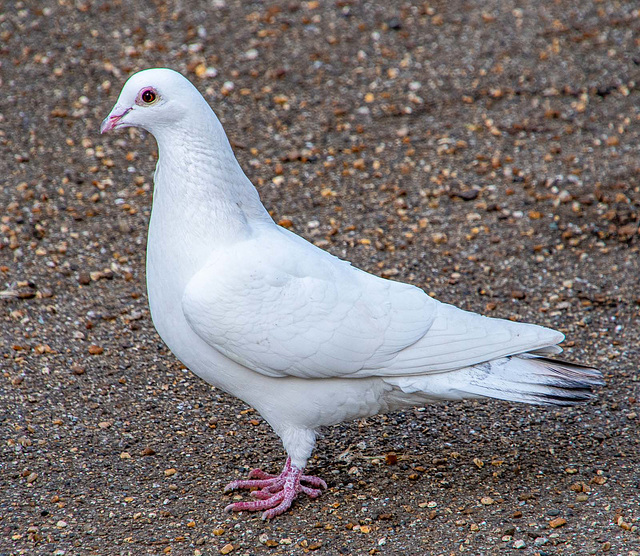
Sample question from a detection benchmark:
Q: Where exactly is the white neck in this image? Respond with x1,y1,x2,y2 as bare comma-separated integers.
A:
152,110,272,234
146,113,273,286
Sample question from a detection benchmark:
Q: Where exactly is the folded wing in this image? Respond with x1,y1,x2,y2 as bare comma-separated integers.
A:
182,228,563,379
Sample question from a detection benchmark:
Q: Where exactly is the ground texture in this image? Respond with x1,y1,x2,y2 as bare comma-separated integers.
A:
1,1,639,555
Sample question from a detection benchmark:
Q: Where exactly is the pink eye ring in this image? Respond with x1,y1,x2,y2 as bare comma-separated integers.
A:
138,88,158,105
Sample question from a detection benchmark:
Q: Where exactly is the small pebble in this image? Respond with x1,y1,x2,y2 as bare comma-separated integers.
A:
549,517,567,529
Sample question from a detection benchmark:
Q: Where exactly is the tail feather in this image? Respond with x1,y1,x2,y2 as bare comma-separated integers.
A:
388,355,604,406
528,345,563,356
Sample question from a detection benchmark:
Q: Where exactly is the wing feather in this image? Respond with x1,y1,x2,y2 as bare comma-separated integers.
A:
182,228,562,379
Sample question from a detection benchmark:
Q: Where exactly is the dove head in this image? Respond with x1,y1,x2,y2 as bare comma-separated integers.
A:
101,68,212,138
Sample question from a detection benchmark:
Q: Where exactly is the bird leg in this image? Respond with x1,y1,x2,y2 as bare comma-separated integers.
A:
224,457,327,519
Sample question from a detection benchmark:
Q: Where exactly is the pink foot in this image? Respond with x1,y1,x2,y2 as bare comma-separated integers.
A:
224,457,327,519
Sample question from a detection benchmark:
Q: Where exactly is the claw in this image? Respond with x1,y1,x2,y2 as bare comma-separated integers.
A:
300,474,328,489
223,457,327,519
299,484,324,498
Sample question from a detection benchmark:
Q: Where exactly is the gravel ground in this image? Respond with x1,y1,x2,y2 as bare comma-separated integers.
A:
1,1,639,555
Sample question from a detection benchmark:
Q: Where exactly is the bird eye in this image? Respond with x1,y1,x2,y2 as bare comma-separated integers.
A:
141,89,157,104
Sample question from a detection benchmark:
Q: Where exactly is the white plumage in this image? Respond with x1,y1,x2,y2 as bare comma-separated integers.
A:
102,68,603,519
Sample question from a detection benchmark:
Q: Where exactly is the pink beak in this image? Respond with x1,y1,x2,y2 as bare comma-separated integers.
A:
100,107,131,134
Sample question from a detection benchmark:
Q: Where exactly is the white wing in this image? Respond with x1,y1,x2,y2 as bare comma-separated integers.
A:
182,227,563,379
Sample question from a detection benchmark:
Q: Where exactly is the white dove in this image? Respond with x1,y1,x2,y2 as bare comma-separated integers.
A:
101,68,603,519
